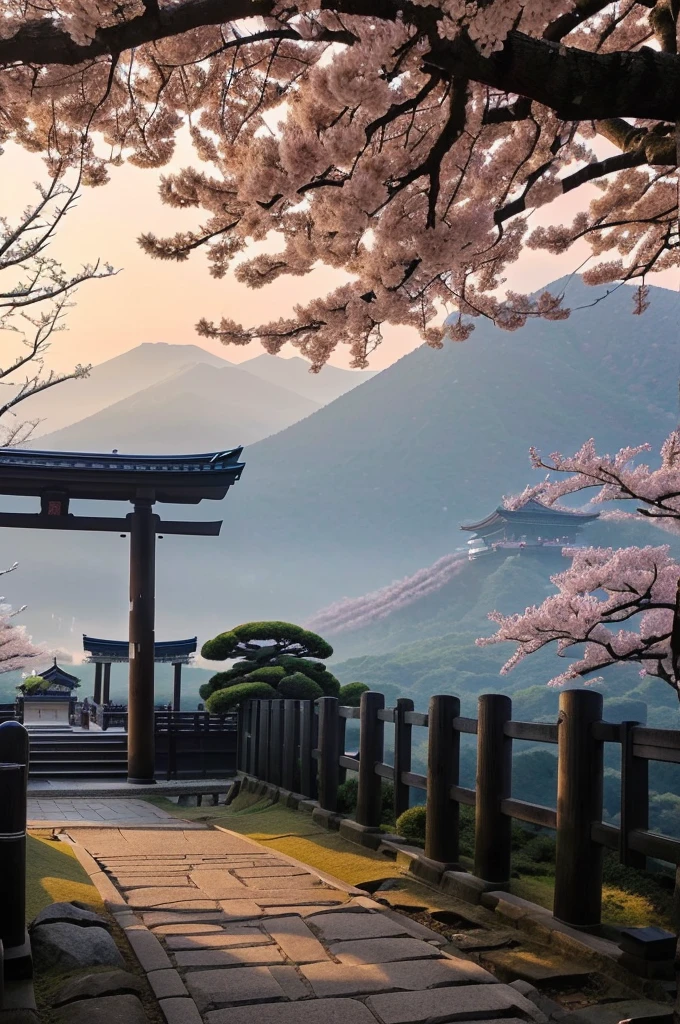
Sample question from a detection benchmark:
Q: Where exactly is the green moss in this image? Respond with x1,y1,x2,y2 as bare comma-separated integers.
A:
205,681,278,713
25,833,104,922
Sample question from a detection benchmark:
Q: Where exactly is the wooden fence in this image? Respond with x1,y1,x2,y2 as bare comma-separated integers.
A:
237,689,680,930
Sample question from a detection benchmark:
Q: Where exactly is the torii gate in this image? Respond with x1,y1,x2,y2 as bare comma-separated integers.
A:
83,635,197,710
0,447,244,783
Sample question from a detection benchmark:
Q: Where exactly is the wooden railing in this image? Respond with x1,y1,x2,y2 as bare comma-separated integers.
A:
237,689,680,930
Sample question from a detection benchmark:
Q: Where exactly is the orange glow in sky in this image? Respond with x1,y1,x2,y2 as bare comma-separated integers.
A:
4,138,678,377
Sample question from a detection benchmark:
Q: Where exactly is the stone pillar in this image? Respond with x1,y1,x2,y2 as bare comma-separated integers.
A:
93,662,103,705
127,499,157,784
173,662,182,712
102,662,112,705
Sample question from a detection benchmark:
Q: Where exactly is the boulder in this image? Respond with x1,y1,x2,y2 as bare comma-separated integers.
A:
53,970,145,1007
53,995,147,1024
30,902,109,930
31,923,124,971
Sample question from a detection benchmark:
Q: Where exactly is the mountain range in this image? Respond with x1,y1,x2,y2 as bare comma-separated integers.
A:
3,275,680,659
23,343,375,448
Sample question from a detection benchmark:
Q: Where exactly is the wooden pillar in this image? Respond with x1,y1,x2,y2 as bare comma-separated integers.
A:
620,719,648,869
554,689,604,927
282,700,298,791
269,699,283,787
93,662,103,705
425,694,460,864
127,499,157,785
337,716,348,785
394,697,414,820
474,694,512,884
257,701,270,780
0,721,29,955
173,662,182,712
317,697,339,812
299,700,317,799
248,701,260,777
102,662,112,705
356,691,384,827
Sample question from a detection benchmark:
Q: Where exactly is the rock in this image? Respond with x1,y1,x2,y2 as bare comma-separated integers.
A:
53,994,147,1024
31,923,124,971
30,902,109,930
53,970,145,1007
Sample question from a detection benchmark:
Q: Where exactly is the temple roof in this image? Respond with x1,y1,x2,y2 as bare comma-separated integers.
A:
461,499,599,533
0,448,244,503
37,659,81,690
83,636,198,663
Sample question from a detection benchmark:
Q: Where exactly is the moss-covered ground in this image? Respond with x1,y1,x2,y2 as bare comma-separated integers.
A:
144,791,673,930
25,831,104,922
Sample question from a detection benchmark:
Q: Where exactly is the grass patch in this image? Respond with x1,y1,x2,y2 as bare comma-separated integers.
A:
25,832,104,923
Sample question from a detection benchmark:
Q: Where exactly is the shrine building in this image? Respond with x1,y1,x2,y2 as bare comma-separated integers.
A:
461,499,599,556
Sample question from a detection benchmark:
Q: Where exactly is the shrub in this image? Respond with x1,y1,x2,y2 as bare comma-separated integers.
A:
339,682,369,707
202,622,333,661
277,673,324,700
247,666,287,684
205,682,277,714
198,682,213,701
337,776,358,814
396,805,427,844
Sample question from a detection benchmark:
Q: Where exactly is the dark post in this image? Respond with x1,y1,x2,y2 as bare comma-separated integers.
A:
102,662,112,705
554,689,604,927
317,697,339,812
248,701,260,776
127,499,158,784
620,720,648,869
0,720,29,958
394,697,414,819
474,694,512,884
338,715,348,785
257,700,270,780
299,701,318,799
269,699,283,787
0,765,27,951
356,691,385,827
93,662,103,704
173,663,182,712
425,694,460,864
282,700,298,792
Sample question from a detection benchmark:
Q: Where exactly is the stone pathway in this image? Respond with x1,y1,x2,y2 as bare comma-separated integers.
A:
28,797,197,827
68,825,550,1024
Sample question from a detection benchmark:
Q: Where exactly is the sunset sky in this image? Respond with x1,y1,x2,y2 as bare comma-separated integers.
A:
5,136,679,379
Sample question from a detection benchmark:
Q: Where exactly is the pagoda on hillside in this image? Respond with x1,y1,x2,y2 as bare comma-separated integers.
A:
461,499,599,557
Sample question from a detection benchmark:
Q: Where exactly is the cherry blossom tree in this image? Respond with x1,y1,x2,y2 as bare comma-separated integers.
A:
480,435,680,698
0,564,46,671
0,2,678,368
0,162,115,444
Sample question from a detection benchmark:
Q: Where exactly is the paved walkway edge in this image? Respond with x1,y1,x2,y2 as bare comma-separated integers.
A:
61,834,203,1024
233,775,641,991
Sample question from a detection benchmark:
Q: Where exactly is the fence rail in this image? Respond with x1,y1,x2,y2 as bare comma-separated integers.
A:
238,689,680,930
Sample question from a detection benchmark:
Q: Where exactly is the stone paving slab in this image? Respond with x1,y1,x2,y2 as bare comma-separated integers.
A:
329,937,443,965
301,958,497,998
72,824,551,1024
365,986,548,1022
205,998,378,1024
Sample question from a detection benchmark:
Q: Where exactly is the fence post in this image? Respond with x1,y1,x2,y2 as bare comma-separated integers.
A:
474,694,512,884
425,694,460,864
394,697,413,820
282,700,298,791
337,715,348,785
554,688,604,927
257,700,270,781
620,720,648,869
299,701,318,799
0,721,29,963
248,701,260,777
356,691,385,827
269,699,284,787
317,698,339,812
